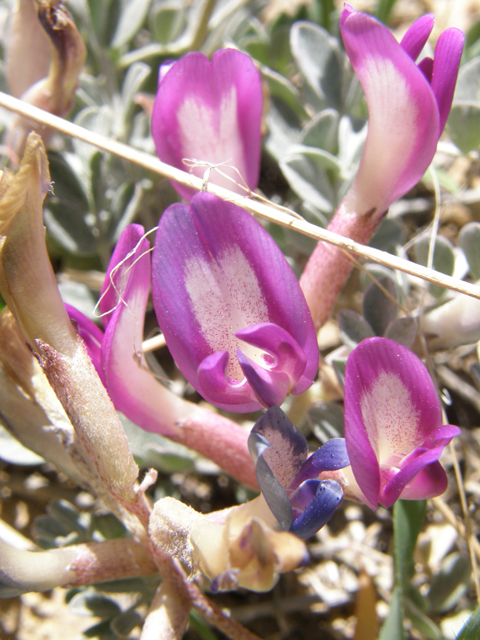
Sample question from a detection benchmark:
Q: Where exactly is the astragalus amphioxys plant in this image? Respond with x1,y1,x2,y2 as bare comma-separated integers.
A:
0,1,476,639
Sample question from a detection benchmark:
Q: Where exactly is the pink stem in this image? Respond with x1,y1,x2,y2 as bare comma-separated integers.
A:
173,407,258,489
300,204,385,330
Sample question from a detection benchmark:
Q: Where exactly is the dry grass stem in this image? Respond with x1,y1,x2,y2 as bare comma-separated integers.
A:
448,442,480,603
0,92,479,300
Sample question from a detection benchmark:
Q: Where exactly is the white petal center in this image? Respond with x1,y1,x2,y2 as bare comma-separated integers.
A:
184,246,269,381
360,371,421,465
177,86,246,193
345,57,418,213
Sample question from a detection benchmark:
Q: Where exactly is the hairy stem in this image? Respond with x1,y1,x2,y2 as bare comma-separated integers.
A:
300,204,385,330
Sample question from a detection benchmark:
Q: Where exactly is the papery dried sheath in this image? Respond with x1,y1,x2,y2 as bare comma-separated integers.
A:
151,192,318,412
0,132,75,352
0,133,140,512
5,0,50,99
344,337,460,509
5,0,87,159
152,49,262,200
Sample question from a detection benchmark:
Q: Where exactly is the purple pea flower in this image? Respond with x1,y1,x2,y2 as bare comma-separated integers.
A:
248,406,349,539
151,49,262,201
344,337,461,510
151,192,318,413
340,4,464,217
65,224,185,437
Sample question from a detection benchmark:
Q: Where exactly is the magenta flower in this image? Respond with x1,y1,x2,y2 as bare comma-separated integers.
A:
151,192,318,413
344,337,461,509
66,224,183,437
249,406,349,538
151,49,262,201
340,5,464,216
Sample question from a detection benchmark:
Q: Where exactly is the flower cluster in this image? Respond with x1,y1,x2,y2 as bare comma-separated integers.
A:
66,7,462,544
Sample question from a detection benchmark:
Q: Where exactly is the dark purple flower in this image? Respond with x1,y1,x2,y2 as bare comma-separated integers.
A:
248,406,350,539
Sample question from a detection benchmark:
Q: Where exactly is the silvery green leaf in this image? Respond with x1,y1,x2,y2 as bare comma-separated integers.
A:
110,182,145,243
337,114,367,175
150,2,186,44
448,58,480,153
44,152,97,255
427,552,471,614
459,222,480,280
332,358,346,391
269,24,295,76
31,515,72,548
284,202,328,255
280,153,335,214
111,0,153,48
77,74,109,109
338,309,375,349
110,610,142,637
287,145,342,175
448,104,480,154
290,21,344,111
414,236,455,298
300,201,329,228
456,604,480,640
471,362,480,392
81,620,117,640
129,111,155,153
454,57,480,102
265,98,301,161
307,402,345,443
0,426,44,466
118,62,151,136
405,599,441,639
369,218,404,252
87,0,117,46
378,586,404,640
92,514,128,541
300,109,339,153
360,263,410,295
362,276,398,337
384,317,418,348
70,590,122,617
47,501,89,537
73,106,113,163
262,66,308,119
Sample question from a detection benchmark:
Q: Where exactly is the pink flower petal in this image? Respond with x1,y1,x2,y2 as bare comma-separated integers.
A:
152,49,262,201
400,14,434,60
430,27,464,132
151,192,318,412
344,337,456,509
101,224,187,436
380,446,446,507
340,7,440,215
